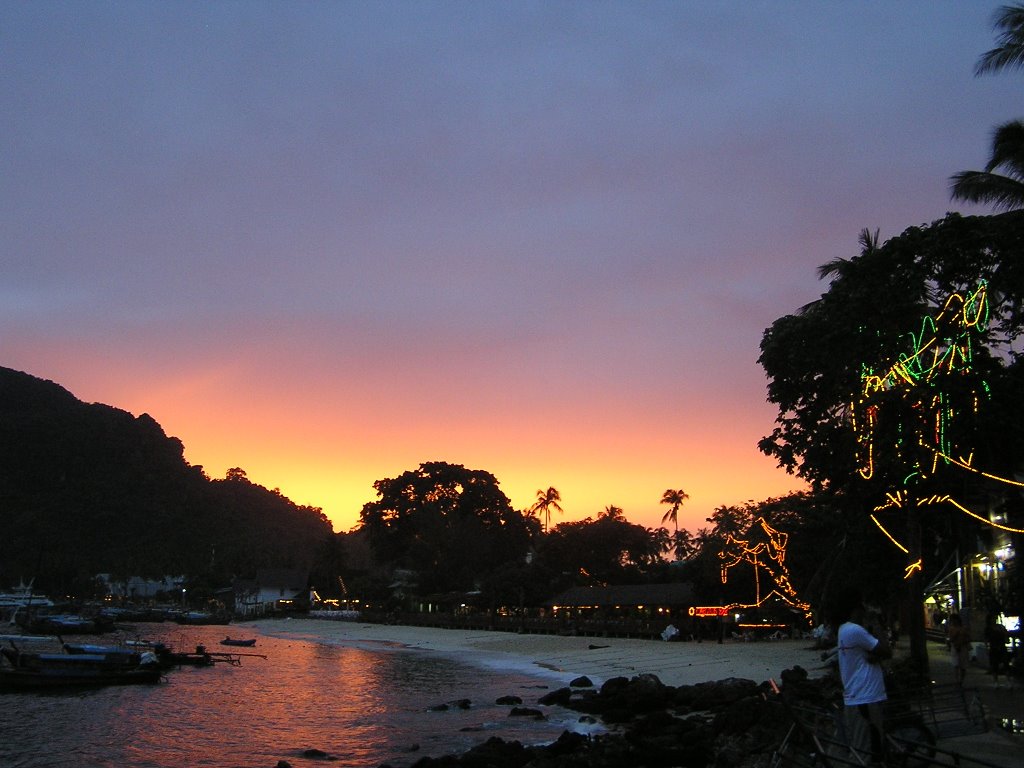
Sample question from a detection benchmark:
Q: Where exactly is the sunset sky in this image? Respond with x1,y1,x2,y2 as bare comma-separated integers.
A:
2,2,1016,534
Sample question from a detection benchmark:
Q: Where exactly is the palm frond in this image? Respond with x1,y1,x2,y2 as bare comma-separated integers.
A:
985,120,1024,177
974,4,1024,75
950,169,1024,211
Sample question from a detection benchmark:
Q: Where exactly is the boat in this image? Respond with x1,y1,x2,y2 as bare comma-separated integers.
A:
0,641,162,689
21,612,108,635
219,636,256,647
0,581,54,624
125,639,213,667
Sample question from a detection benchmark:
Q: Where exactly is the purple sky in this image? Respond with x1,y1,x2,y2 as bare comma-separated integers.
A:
1,2,1018,532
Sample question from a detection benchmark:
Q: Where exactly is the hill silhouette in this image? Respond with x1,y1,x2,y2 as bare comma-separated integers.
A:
0,366,336,597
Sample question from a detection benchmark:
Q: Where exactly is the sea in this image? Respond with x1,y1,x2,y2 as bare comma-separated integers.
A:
0,622,597,768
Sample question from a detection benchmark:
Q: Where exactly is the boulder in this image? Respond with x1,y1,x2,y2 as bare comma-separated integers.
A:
538,687,573,706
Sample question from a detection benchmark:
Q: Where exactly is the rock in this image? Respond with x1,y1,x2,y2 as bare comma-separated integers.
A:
496,695,522,705
460,736,530,768
675,677,759,711
622,673,670,711
276,761,292,768
537,687,572,706
569,675,593,688
598,675,630,698
543,730,588,756
508,706,546,719
301,748,333,759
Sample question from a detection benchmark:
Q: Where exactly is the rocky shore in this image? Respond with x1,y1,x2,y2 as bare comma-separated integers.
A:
401,665,831,768
274,665,832,768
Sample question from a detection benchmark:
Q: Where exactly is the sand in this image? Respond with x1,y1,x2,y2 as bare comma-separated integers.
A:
245,618,827,688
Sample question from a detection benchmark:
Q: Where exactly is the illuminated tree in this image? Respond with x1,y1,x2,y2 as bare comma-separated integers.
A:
760,211,1024,672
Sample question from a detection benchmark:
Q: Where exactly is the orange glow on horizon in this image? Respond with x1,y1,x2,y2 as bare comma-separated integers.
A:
12,352,806,535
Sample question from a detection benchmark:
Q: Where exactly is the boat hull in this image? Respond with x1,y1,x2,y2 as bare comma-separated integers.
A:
0,665,162,688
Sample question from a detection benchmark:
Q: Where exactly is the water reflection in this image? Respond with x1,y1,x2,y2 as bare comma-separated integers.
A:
0,625,578,768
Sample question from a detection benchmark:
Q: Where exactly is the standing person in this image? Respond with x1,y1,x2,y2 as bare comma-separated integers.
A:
829,585,891,766
947,613,971,686
984,615,1010,687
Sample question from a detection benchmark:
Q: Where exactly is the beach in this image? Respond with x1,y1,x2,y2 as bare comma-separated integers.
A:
246,617,827,688
246,617,1020,766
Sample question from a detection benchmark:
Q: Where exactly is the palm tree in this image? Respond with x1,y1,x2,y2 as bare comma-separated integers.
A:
531,486,563,532
951,5,1024,210
950,121,1024,210
660,489,689,560
599,505,624,520
974,4,1024,76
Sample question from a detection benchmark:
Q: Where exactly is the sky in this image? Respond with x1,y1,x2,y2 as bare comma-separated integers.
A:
1,2,1018,534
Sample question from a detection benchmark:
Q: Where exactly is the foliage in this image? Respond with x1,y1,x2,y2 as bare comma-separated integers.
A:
530,486,563,532
952,5,1024,210
950,121,1024,211
759,211,1024,493
535,513,664,587
759,212,1024,660
659,488,690,559
357,461,537,595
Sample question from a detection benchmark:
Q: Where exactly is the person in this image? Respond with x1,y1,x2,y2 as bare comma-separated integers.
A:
829,585,891,766
947,613,971,686
984,616,1010,686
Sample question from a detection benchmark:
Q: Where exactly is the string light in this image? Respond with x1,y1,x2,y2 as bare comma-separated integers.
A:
851,281,1022,576
717,517,811,619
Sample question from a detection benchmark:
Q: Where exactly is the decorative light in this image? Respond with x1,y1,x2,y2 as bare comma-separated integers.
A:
717,517,811,619
851,281,1024,577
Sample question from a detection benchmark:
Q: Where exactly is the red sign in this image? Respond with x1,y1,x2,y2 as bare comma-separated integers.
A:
688,606,729,617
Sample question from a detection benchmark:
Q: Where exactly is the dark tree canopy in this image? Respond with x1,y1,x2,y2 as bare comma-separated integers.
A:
759,211,1024,493
357,461,536,595
536,514,664,587
758,212,1024,661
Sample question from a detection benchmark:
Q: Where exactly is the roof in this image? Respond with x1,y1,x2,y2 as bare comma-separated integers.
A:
548,583,694,608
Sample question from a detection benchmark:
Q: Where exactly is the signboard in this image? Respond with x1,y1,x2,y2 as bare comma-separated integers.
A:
688,606,728,617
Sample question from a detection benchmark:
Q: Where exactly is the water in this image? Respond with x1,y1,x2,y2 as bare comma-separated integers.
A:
0,624,593,768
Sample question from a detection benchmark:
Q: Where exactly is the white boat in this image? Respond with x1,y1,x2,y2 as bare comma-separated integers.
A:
0,581,54,624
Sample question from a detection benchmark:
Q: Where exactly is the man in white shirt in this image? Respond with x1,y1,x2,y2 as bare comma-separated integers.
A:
831,586,891,765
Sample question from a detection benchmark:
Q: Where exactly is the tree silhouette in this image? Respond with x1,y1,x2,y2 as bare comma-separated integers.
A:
660,488,690,560
599,504,624,520
951,5,1024,210
974,4,1024,75
531,486,563,532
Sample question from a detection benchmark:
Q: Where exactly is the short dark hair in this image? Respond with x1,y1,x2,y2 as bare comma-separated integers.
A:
825,584,863,628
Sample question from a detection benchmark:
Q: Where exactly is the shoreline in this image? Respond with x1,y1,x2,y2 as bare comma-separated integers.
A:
244,617,830,688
